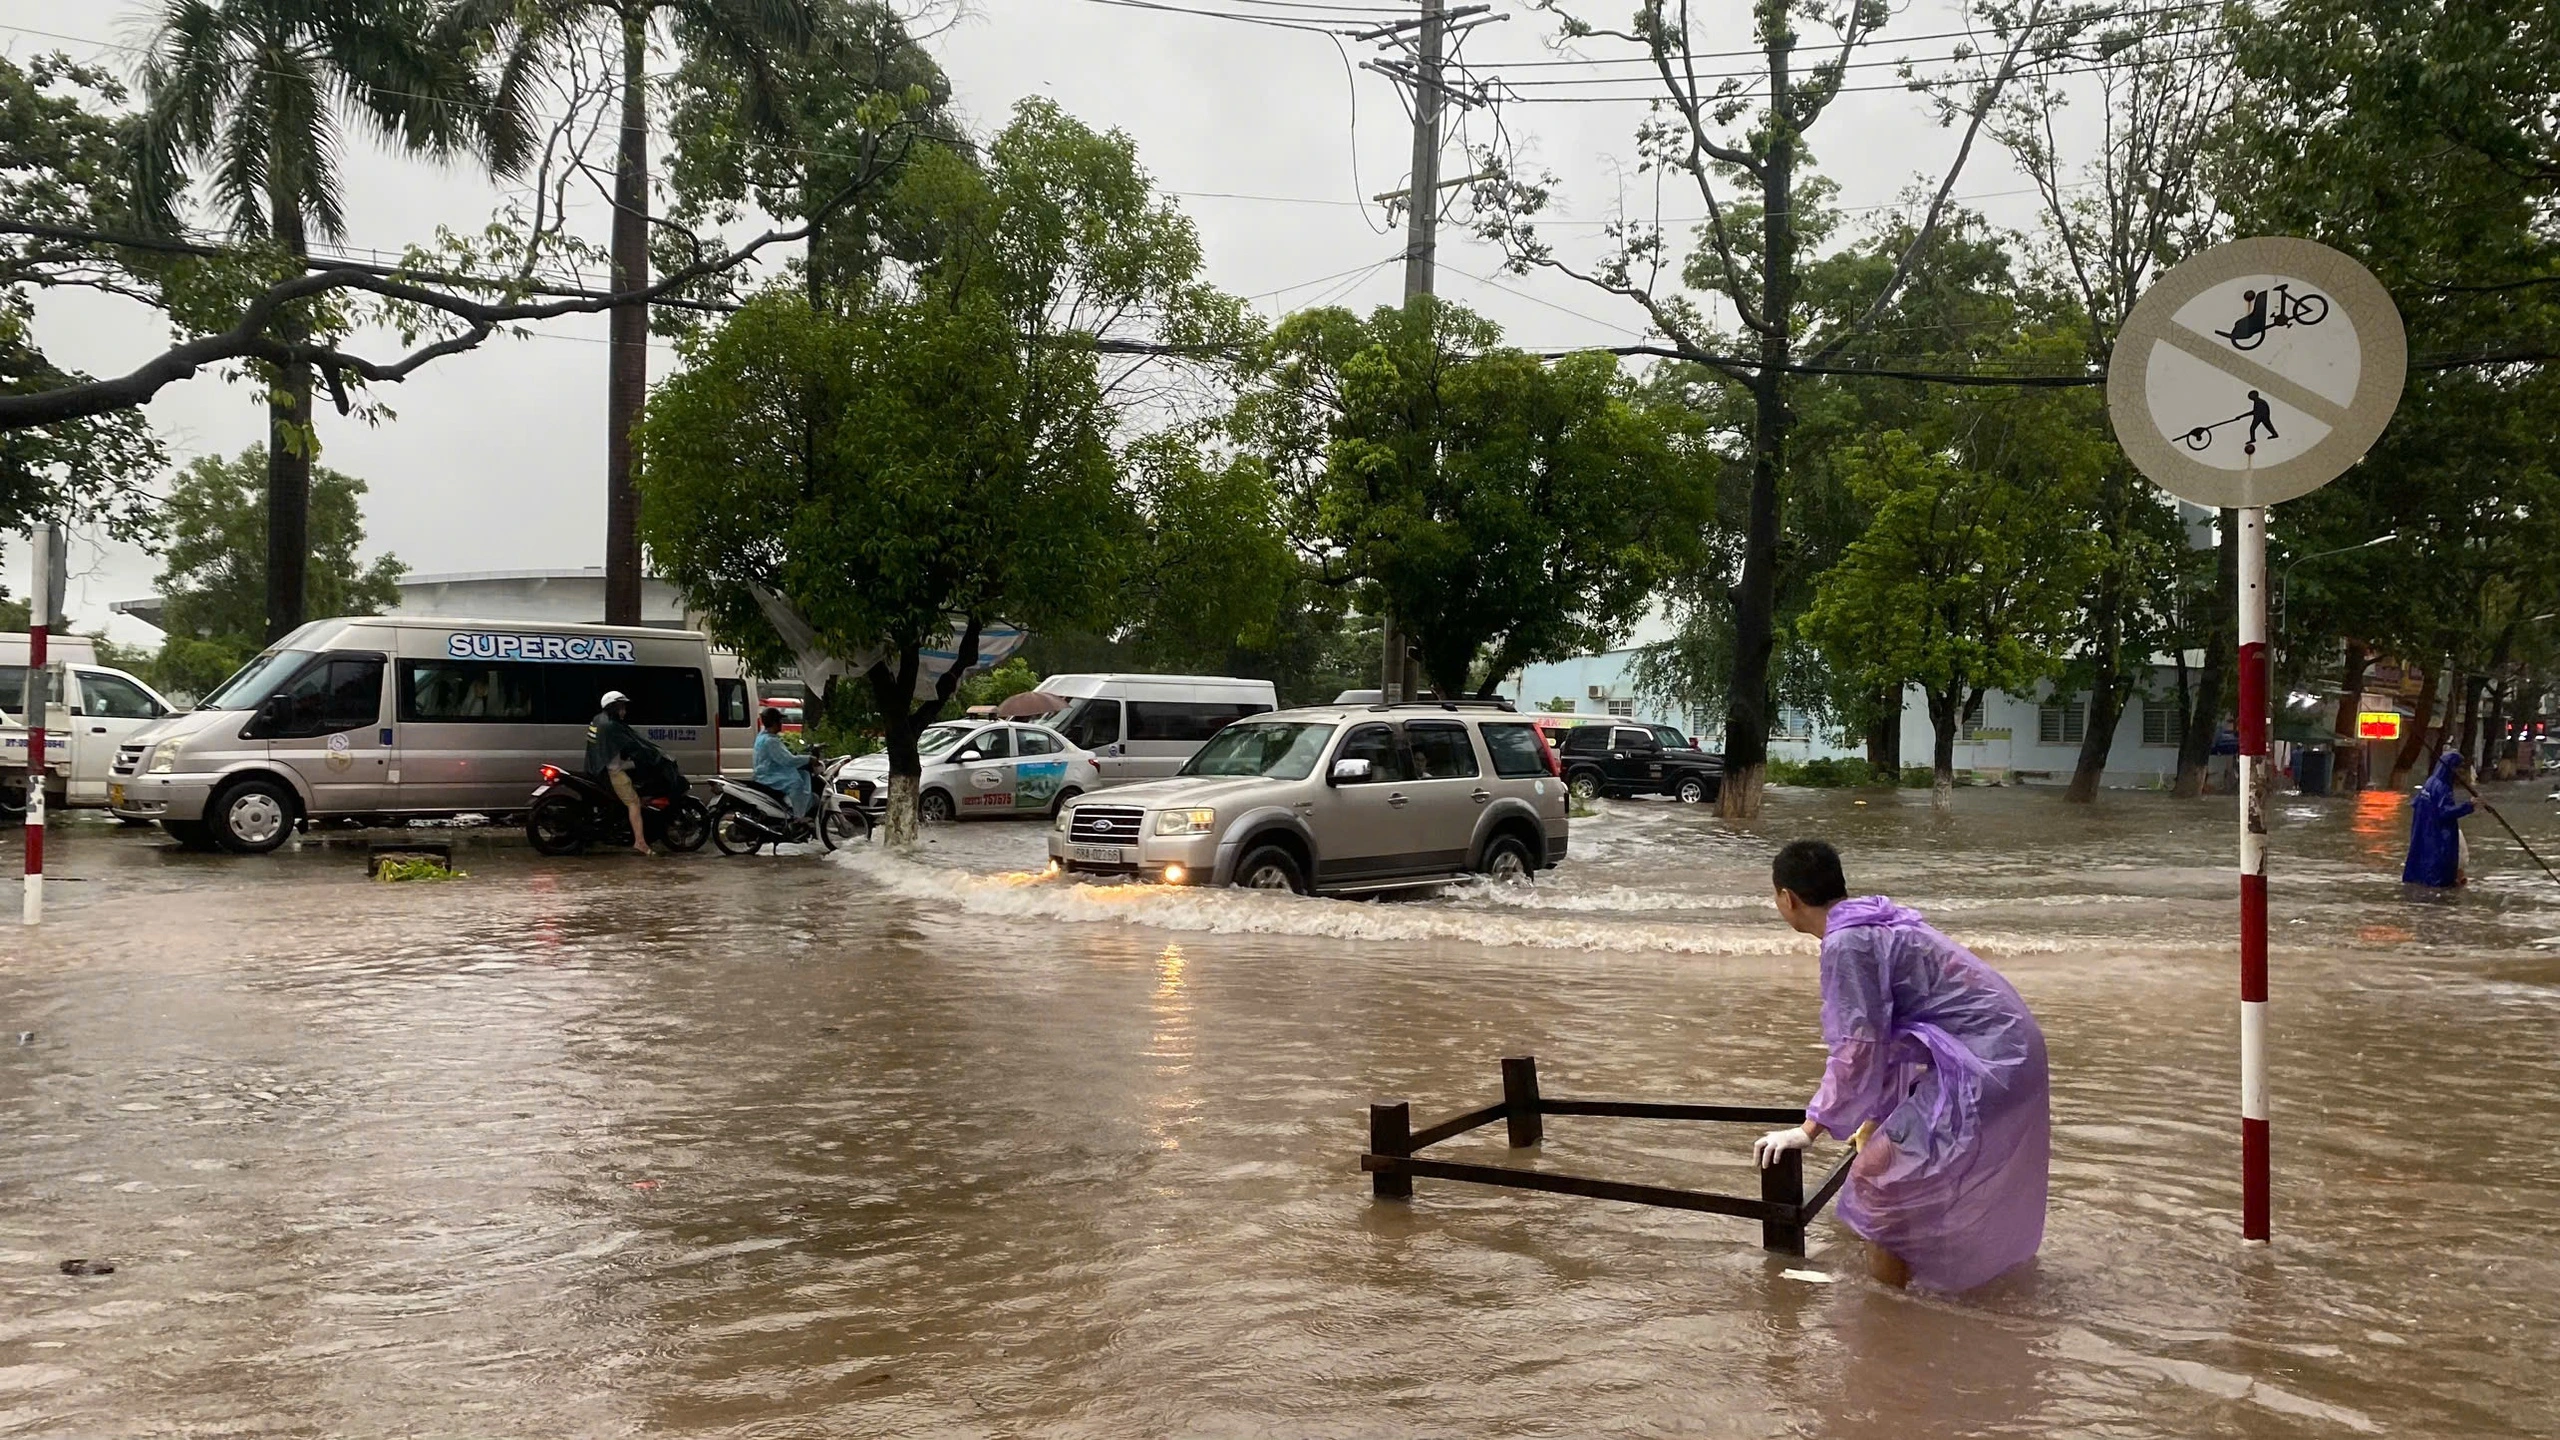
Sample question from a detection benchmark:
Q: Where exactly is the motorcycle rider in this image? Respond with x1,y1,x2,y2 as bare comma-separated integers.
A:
587,690,665,856
751,706,815,819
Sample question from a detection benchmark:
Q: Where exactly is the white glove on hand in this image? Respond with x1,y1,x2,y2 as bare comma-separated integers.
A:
1754,1126,1812,1168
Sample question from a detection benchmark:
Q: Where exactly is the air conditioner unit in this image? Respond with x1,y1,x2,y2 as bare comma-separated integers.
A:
1588,685,1607,699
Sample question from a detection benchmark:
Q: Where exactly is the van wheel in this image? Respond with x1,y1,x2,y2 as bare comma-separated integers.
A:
920,789,957,824
1234,845,1308,894
1676,774,1709,804
161,818,219,851
1478,834,1535,885
1567,769,1603,804
211,777,297,854
1049,786,1083,819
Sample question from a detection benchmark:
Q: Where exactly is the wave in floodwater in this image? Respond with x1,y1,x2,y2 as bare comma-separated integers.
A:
834,851,2188,959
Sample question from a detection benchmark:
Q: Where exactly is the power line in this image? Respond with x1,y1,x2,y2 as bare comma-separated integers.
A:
1472,22,2231,88
1500,49,2242,103
1472,0,2227,67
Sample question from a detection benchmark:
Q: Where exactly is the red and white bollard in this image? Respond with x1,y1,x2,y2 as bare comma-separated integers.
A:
2236,505,2270,1242
20,525,50,925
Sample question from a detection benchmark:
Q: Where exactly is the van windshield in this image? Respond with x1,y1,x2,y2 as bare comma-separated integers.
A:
1177,722,1337,780
198,650,316,711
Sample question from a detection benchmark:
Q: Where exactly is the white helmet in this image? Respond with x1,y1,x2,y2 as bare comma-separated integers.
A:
600,690,632,708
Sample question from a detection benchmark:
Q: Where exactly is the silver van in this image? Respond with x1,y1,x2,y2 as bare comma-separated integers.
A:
109,617,719,852
1041,673,1278,785
1048,702,1570,894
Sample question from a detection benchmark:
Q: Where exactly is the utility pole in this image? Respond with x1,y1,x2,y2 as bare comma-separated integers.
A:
1362,0,1491,702
22,523,62,925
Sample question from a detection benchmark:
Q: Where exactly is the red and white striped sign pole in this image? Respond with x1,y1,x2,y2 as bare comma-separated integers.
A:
2107,237,2406,1247
22,523,51,926
2235,503,2271,1242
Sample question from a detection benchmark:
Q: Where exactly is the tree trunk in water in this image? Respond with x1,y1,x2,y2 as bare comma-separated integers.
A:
2330,640,2370,790
881,772,919,852
1863,685,1900,776
2387,661,2438,789
2456,672,2486,765
1928,688,1959,808
2483,682,2508,777
604,12,650,627
2173,508,2239,798
2065,467,2132,803
263,205,313,643
1717,19,1796,823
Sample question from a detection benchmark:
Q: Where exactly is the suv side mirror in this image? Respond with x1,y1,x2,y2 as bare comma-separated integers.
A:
1329,757,1372,784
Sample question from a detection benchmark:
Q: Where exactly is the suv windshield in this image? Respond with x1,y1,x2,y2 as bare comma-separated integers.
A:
199,650,316,711
916,723,978,758
1177,722,1337,780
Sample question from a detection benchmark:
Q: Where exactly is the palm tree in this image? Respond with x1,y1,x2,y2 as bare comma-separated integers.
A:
139,0,486,642
446,0,814,625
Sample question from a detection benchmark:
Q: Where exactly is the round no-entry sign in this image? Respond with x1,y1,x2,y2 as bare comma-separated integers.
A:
2107,236,2406,508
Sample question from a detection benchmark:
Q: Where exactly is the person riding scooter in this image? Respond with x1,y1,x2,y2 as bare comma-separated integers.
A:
588,690,674,856
750,706,815,819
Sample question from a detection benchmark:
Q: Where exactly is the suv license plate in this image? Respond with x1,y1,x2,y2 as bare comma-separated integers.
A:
1070,844,1132,864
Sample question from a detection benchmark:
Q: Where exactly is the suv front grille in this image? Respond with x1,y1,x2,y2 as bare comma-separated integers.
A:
1068,805,1145,845
111,743,148,778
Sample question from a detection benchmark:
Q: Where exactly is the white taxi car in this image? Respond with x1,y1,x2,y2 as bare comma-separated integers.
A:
838,720,1102,822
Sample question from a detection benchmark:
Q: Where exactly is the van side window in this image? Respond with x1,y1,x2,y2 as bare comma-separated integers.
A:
1055,698,1121,751
403,661,539,720
1334,724,1409,783
1128,701,1264,742
717,677,751,726
77,672,162,720
1479,723,1548,778
279,654,383,736
1404,720,1479,779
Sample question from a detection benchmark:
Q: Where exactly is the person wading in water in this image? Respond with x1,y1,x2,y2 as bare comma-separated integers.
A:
1754,839,2052,1290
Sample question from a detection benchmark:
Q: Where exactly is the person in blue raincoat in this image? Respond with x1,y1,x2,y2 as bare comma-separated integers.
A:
2403,751,2473,887
752,707,814,818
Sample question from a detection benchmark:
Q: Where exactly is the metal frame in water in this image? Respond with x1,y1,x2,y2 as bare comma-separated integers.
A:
1361,1056,1856,1255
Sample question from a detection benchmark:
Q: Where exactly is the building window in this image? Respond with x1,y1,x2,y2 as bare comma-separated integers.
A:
1605,697,1635,717
2142,697,2177,747
1959,695,1989,742
2038,698,2087,745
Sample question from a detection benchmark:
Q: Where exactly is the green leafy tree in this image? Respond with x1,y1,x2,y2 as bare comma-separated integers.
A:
147,446,405,696
1800,340,2106,800
0,53,167,539
138,0,485,642
640,101,1233,846
1245,298,1704,699
660,0,962,314
448,0,816,625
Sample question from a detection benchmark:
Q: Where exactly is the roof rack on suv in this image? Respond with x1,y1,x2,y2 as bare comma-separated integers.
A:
1362,698,1521,713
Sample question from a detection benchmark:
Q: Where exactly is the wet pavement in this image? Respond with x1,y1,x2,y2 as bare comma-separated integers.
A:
2,784,2557,1437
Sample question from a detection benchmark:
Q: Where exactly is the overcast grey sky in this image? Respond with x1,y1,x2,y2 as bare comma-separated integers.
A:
6,0,2088,644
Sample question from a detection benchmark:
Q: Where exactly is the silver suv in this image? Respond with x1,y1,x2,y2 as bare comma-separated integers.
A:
1047,703,1569,894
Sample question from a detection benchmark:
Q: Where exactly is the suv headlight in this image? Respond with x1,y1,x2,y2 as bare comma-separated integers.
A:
1153,808,1216,836
1053,806,1073,833
146,741,180,775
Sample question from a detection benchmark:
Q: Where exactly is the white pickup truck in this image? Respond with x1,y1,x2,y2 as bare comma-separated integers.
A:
1,641,182,811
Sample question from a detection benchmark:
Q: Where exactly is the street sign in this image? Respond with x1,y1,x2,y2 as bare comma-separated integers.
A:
2107,236,2406,508
2108,235,2408,1252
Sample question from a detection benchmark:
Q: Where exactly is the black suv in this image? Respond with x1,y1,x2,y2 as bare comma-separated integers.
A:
1557,722,1723,804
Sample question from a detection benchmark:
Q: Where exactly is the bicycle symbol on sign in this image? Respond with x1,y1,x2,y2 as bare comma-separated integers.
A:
2182,390,2281,455
2213,282,2329,351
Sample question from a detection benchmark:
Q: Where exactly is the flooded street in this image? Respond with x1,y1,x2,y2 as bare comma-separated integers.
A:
3,785,2557,1436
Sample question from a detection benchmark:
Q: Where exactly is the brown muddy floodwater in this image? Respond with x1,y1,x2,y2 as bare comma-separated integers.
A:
2,784,2557,1437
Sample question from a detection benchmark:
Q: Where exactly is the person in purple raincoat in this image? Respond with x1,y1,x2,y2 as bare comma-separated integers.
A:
1752,840,2050,1291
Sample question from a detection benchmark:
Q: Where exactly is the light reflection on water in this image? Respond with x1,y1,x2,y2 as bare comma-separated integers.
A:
0,783,2555,1437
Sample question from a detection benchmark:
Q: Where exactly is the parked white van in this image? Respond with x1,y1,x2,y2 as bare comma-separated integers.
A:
109,617,720,852
1041,673,1278,785
1,645,181,811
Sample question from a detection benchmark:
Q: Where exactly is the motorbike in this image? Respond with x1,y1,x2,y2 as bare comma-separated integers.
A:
525,759,710,855
705,744,872,854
